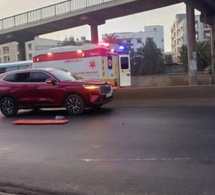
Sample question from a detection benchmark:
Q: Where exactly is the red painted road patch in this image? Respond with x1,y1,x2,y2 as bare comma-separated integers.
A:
12,119,69,125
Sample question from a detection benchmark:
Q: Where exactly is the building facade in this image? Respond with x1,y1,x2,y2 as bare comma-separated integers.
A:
171,14,211,63
102,25,164,52
25,37,62,60
0,37,61,63
0,42,19,63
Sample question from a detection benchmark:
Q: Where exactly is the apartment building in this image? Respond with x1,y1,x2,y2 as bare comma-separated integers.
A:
0,37,62,63
171,14,211,63
0,42,19,63
103,25,164,52
25,37,62,60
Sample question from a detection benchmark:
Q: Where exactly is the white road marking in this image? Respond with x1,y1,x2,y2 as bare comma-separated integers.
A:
79,158,192,162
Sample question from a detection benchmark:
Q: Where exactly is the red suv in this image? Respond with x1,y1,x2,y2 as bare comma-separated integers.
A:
0,68,113,117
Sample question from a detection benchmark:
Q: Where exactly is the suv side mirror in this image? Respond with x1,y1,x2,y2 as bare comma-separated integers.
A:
46,78,57,85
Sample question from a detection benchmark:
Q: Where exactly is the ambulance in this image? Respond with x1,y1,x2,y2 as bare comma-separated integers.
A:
32,43,131,87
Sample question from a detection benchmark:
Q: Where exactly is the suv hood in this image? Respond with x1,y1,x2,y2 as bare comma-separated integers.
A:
74,79,110,85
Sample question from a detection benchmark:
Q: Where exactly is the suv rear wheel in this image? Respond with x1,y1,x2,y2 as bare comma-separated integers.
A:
65,95,85,115
0,97,18,117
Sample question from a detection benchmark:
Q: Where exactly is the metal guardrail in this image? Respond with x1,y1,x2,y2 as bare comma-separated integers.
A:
0,0,114,31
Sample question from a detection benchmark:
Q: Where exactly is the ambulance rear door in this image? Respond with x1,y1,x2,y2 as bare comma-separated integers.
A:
119,55,131,86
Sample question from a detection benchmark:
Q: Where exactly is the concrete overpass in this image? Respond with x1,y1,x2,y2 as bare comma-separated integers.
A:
0,0,183,45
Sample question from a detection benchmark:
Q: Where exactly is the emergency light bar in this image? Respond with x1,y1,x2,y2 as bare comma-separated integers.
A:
97,42,110,47
119,45,125,50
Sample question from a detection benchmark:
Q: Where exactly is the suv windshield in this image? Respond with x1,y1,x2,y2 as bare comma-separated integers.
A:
50,69,78,81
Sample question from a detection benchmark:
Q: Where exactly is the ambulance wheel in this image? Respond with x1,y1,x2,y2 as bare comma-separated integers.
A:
65,95,85,115
0,97,18,117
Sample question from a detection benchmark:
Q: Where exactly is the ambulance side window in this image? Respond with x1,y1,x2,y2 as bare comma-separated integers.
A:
108,56,112,70
120,57,129,69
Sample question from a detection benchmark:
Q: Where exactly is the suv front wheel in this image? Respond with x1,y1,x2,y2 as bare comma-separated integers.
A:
65,94,85,115
0,97,18,117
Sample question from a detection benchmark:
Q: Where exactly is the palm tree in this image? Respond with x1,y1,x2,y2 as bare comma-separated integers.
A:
103,33,119,44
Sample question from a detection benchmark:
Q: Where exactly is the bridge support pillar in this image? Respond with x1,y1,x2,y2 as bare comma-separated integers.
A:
186,5,197,85
201,14,215,84
18,41,26,61
90,24,99,44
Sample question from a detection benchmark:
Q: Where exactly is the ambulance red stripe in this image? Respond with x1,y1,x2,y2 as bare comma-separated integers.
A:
33,48,108,63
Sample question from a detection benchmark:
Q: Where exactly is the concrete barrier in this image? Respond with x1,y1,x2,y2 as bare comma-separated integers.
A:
106,85,215,107
113,85,215,100
131,74,211,87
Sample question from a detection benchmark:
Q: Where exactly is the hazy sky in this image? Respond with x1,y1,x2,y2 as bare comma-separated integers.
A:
0,1,199,52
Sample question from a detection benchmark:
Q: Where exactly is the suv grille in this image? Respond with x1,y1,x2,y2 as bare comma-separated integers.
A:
99,85,112,94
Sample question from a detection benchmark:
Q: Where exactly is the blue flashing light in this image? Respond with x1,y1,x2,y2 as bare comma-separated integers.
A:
119,45,125,50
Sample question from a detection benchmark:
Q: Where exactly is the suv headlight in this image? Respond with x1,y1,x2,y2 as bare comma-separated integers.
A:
83,85,99,90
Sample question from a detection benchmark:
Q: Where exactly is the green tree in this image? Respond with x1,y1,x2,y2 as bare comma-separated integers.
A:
179,42,211,72
165,54,173,64
140,38,164,75
62,36,77,46
130,47,144,75
196,41,211,71
103,33,119,44
179,44,188,72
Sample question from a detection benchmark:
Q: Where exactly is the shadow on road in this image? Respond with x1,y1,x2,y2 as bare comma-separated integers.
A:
5,107,114,120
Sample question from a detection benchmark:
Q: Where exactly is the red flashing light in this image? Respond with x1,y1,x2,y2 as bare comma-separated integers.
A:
98,42,110,47
111,49,115,53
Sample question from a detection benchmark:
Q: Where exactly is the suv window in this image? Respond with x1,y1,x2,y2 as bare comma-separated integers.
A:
2,73,15,82
31,72,51,82
14,72,30,82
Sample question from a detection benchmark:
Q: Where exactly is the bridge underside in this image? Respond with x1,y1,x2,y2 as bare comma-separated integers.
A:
184,0,215,15
0,0,183,44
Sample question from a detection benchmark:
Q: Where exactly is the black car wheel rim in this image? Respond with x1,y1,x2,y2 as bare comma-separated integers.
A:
66,97,82,114
1,98,15,115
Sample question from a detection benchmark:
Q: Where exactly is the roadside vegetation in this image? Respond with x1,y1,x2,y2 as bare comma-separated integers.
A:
179,41,211,72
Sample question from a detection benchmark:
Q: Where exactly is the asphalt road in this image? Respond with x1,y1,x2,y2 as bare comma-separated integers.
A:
0,104,215,195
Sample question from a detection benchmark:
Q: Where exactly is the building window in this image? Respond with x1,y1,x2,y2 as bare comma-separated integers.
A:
3,56,10,62
126,39,131,44
28,43,32,50
203,23,210,29
204,31,211,39
28,54,32,60
137,39,142,43
195,21,198,30
195,32,199,41
3,46,9,54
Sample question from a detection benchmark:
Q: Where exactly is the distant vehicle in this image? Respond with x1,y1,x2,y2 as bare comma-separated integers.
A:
204,65,212,74
0,60,33,74
0,68,113,117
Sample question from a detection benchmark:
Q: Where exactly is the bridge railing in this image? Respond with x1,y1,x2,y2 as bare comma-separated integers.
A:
0,0,114,31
